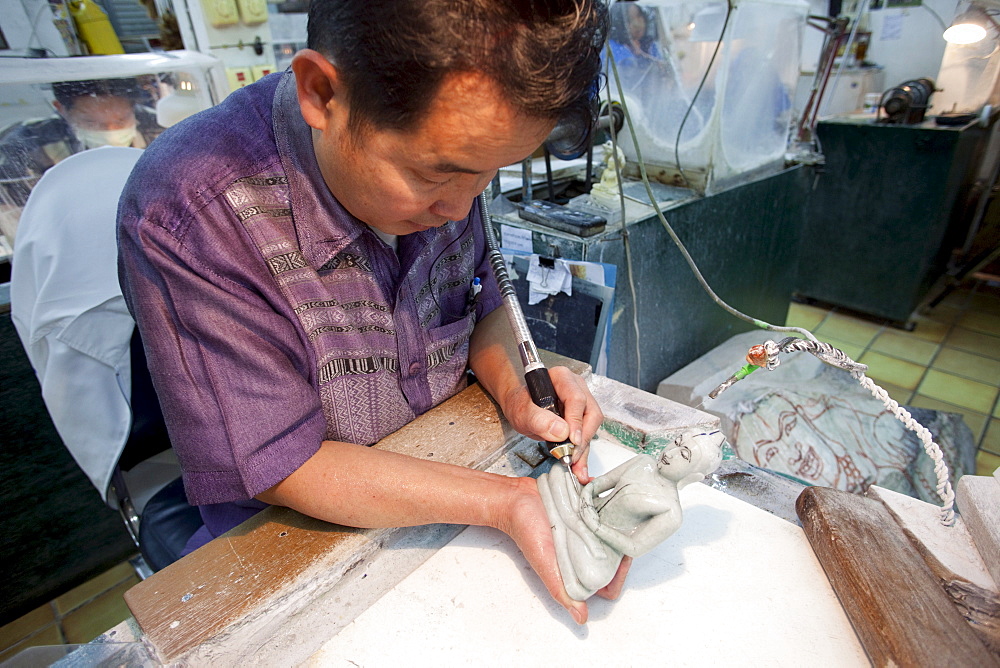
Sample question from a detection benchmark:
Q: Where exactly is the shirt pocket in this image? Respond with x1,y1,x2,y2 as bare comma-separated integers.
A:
423,309,476,405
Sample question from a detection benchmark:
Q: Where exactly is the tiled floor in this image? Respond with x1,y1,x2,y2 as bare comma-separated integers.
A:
0,561,140,663
787,280,1000,477
2,282,999,662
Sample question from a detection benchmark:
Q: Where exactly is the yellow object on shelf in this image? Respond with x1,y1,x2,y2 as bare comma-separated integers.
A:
203,0,239,28
237,0,268,26
69,0,125,55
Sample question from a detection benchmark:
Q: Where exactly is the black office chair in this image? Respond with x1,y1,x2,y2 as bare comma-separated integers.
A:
107,329,203,574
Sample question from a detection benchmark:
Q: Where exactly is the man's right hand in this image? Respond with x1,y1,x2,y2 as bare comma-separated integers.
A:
258,441,630,624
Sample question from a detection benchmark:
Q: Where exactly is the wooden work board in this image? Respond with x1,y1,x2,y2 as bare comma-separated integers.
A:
796,485,1000,666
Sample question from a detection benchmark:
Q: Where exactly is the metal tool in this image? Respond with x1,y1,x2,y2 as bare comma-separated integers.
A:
478,190,574,468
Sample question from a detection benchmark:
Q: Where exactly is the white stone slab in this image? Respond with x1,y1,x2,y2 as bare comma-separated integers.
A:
868,485,997,593
957,475,1000,588
307,440,867,667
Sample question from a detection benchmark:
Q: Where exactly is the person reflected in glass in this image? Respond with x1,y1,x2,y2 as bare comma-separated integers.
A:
0,78,163,207
608,2,664,68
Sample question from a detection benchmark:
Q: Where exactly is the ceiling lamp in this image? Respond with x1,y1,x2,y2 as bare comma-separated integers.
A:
943,7,995,44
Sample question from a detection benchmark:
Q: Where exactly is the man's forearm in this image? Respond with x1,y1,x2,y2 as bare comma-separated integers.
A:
468,307,524,416
256,439,526,530
255,308,539,530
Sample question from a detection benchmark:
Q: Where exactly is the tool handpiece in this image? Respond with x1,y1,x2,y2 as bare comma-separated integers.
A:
479,190,574,469
525,366,574,467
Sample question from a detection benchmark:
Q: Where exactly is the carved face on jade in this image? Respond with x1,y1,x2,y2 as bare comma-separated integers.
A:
657,430,725,486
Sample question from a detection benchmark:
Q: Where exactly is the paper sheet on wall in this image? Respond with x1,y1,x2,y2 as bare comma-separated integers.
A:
500,224,533,253
880,14,903,40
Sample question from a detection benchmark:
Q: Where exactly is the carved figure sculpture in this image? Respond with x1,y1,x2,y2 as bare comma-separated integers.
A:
589,140,627,209
538,429,725,601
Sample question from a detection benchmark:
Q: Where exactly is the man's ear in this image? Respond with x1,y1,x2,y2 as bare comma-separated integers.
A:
291,49,347,131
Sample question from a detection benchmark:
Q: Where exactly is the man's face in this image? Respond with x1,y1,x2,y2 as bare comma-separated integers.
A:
312,72,555,236
59,94,136,132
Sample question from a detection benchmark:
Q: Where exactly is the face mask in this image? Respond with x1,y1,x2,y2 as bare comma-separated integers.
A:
73,124,138,149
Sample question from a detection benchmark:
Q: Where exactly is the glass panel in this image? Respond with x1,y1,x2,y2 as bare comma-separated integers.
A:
0,53,220,247
605,0,808,193
719,2,801,173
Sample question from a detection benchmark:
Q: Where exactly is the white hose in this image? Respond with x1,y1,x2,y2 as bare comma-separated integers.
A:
854,374,956,525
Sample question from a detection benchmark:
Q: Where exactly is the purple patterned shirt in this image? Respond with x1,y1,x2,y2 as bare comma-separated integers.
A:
118,72,500,541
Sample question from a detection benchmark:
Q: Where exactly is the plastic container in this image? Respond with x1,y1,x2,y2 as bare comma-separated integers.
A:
69,0,125,55
605,0,808,195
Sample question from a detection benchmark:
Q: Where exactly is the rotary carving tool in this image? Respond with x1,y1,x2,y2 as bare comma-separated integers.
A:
479,190,574,468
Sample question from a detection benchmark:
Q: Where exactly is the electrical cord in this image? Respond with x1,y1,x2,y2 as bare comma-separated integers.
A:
425,214,475,322
921,2,949,33
604,50,643,389
607,45,817,343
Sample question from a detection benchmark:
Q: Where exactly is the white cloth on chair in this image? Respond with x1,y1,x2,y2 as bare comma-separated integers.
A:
11,147,143,502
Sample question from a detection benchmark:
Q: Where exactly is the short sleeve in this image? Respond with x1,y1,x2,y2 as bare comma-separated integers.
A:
118,196,327,505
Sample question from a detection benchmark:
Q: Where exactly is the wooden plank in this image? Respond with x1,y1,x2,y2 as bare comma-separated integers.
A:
957,475,1000,588
868,485,1000,654
796,486,999,666
867,485,997,592
123,382,525,665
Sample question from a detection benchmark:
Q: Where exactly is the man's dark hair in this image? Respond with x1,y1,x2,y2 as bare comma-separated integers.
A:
52,78,139,110
307,0,608,135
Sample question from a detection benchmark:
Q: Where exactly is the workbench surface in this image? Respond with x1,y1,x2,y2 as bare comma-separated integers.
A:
307,438,868,666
